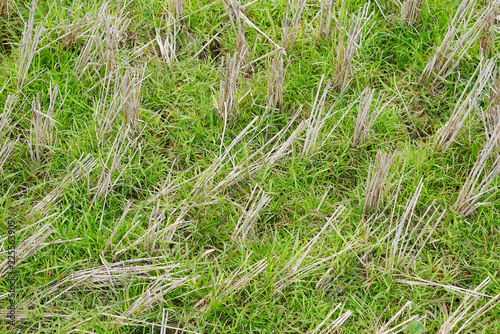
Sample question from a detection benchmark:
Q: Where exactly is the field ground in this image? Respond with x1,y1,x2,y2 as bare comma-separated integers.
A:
1,0,500,333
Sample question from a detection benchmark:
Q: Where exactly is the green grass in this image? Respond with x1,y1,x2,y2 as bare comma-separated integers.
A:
1,0,500,333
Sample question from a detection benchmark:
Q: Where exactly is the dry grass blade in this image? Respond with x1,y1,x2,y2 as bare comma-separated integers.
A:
422,0,499,83
266,51,285,112
31,154,98,214
438,278,500,334
401,0,424,25
232,185,272,243
376,301,420,334
283,0,307,51
363,151,397,212
18,0,44,87
333,2,372,91
352,88,388,147
217,50,247,120
454,122,500,216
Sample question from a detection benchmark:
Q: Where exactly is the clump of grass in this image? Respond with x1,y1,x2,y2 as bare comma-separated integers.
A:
266,51,285,112
436,58,496,149
400,0,424,25
454,122,500,216
332,2,372,91
217,50,247,120
351,88,388,147
422,0,499,83
363,151,396,213
283,0,307,52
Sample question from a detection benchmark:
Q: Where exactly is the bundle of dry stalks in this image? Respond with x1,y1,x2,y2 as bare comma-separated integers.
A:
95,66,145,137
156,14,178,65
217,50,247,120
114,204,189,256
0,94,18,171
333,2,372,91
18,0,44,86
363,151,396,212
31,154,98,214
29,86,59,162
352,88,388,146
454,123,500,216
75,2,130,76
274,207,352,294
422,0,499,83
224,0,249,55
318,0,335,39
266,51,285,112
483,70,500,150
283,0,307,51
376,301,421,334
301,77,351,157
30,259,180,306
436,58,496,149
195,256,267,312
400,0,424,24
387,182,446,269
166,0,184,20
61,3,90,47
309,303,352,334
478,1,495,58
0,211,68,276
438,278,500,334
232,186,272,243
0,0,10,17
125,274,191,317
210,114,307,194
